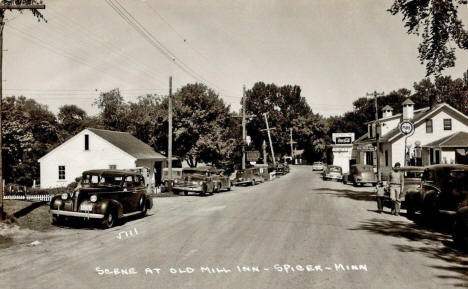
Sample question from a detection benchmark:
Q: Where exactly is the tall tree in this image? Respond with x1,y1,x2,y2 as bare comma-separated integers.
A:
244,82,326,162
57,104,88,136
2,96,60,185
389,0,468,76
94,88,129,131
151,83,238,168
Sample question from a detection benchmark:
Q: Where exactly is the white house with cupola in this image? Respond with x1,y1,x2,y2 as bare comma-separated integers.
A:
353,99,468,178
38,128,167,188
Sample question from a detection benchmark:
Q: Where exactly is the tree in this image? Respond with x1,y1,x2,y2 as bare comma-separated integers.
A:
244,82,326,163
57,104,88,136
94,88,130,131
389,0,468,76
2,96,60,185
151,83,238,168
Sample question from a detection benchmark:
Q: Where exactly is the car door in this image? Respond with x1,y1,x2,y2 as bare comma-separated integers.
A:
121,175,138,213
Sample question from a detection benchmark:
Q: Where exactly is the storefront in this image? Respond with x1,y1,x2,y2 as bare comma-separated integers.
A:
330,133,354,174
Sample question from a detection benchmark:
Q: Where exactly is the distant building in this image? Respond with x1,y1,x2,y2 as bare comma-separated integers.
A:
353,100,468,178
330,133,354,174
38,128,167,188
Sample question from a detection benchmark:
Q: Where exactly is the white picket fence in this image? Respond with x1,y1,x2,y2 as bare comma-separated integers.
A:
4,194,53,202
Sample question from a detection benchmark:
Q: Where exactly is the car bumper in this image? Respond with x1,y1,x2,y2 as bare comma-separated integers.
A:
50,209,104,219
173,186,203,192
324,175,342,180
232,180,252,185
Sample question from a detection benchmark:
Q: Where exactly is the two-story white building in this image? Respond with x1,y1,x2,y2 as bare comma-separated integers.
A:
38,128,167,188
353,99,468,178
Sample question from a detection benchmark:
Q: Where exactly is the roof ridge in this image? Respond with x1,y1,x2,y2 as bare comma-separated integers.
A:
88,127,129,134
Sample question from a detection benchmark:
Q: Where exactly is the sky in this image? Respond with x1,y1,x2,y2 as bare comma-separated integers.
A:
3,0,468,117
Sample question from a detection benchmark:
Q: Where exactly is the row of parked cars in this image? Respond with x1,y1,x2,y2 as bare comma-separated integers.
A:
50,163,290,229
313,161,468,249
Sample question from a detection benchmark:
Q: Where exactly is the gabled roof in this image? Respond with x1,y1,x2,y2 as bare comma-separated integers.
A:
88,128,166,160
365,106,431,124
424,131,468,148
357,103,468,144
402,98,415,105
382,105,393,111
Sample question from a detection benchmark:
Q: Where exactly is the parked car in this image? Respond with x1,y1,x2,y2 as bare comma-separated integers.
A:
254,164,270,181
161,167,183,192
173,167,216,196
322,165,343,181
276,162,290,176
232,167,265,186
312,161,325,171
381,166,424,214
49,169,153,228
343,164,377,186
211,169,232,192
452,168,468,248
405,164,468,221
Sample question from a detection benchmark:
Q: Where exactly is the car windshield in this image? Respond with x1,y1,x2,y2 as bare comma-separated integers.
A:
404,171,423,178
329,167,341,172
82,174,123,187
313,162,322,165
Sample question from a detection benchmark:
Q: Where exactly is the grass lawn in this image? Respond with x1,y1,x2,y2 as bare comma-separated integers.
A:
3,200,55,232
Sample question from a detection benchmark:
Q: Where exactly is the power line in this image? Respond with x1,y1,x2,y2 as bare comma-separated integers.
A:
105,0,227,95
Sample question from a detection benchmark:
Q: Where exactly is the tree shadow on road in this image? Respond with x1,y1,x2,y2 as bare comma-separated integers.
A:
351,218,468,287
313,188,375,202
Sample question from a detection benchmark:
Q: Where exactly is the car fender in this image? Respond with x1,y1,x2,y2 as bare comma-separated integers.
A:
99,199,123,218
457,206,468,222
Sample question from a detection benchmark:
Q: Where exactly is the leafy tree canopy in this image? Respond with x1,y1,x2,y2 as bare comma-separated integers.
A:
389,0,468,76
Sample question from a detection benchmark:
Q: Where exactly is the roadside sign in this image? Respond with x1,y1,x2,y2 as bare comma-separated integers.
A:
399,121,414,135
246,151,260,161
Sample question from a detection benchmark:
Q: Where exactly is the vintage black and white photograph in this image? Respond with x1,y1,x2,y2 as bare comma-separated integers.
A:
0,0,468,288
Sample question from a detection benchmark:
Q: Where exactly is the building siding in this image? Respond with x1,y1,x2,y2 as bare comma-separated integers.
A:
39,129,136,188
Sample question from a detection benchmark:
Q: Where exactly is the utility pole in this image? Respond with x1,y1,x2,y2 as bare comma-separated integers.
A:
262,113,276,166
0,3,46,220
167,76,173,192
235,85,255,170
366,91,384,182
241,85,246,170
288,128,296,163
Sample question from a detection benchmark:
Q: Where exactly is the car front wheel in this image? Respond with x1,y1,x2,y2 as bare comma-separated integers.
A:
102,210,116,229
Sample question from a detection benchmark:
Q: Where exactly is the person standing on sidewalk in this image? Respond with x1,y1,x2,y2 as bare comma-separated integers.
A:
375,180,386,214
389,162,404,216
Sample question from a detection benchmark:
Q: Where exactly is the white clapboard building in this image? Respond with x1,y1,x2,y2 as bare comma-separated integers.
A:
38,128,166,188
353,99,468,178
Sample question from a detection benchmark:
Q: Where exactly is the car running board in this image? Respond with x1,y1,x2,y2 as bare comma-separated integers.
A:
122,210,144,218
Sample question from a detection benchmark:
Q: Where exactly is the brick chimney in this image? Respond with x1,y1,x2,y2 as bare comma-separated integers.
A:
402,98,415,120
381,105,393,118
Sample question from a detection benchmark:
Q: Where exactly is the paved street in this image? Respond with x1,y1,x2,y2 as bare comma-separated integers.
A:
1,165,467,289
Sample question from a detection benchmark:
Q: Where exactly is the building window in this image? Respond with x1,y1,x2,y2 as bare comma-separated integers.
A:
84,134,89,150
385,150,389,167
109,164,117,170
426,119,433,133
58,166,65,180
368,125,373,138
443,119,452,130
365,151,373,165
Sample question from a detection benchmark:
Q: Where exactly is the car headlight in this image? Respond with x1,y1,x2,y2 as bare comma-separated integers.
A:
61,193,68,200
90,195,98,203
199,181,203,185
